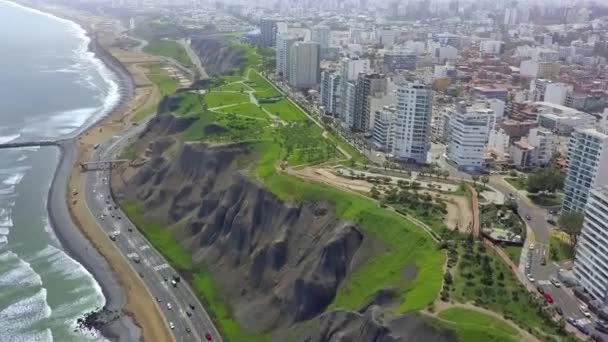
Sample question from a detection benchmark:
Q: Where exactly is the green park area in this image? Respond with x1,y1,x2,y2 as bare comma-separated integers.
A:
120,37,569,341
437,307,520,342
133,64,179,122
143,39,193,67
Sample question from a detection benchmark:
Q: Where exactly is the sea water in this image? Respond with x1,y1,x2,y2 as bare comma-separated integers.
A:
0,1,120,340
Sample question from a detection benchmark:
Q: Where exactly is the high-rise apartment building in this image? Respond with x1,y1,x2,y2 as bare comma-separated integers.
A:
353,73,387,132
447,104,494,171
288,41,321,89
372,106,397,151
563,128,608,212
574,186,608,302
320,71,341,115
260,19,277,47
275,23,293,79
311,24,331,49
339,58,370,121
391,81,433,163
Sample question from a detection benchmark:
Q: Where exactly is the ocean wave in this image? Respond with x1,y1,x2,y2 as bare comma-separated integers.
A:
0,251,43,288
0,288,53,342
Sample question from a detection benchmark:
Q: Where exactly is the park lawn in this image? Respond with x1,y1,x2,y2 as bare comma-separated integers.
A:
452,242,563,337
147,64,179,96
175,92,203,115
143,39,193,67
222,75,246,83
549,234,574,262
216,102,268,119
183,111,271,143
204,91,249,109
502,246,522,265
505,177,527,191
247,72,281,98
438,307,519,342
217,82,247,92
261,99,307,121
254,142,445,313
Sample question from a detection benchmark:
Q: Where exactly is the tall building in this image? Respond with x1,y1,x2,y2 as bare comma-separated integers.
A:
383,49,417,72
275,23,291,79
372,106,397,150
288,41,321,89
320,71,341,115
344,82,357,128
446,103,494,171
311,24,331,50
574,186,608,302
260,19,277,47
563,128,608,212
353,73,387,131
339,58,370,121
392,81,433,163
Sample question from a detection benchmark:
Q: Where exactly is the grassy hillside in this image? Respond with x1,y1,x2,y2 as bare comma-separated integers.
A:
143,39,194,67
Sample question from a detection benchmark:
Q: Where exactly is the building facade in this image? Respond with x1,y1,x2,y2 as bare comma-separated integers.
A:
260,19,277,47
353,73,387,131
275,23,292,79
320,71,341,115
288,41,320,89
447,104,494,171
574,187,608,303
563,128,608,212
391,81,433,163
383,49,417,72
339,58,370,121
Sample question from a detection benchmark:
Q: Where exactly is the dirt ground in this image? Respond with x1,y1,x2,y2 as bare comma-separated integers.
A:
64,21,172,342
290,167,473,232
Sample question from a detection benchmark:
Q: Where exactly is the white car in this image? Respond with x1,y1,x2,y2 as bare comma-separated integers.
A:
166,302,172,310
529,243,535,250
526,274,535,283
580,305,591,317
169,322,175,330
550,276,561,288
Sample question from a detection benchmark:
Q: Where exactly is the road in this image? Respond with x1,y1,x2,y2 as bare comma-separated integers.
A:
178,38,208,79
82,120,222,342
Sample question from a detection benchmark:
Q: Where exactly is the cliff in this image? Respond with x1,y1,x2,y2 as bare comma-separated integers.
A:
114,115,456,341
190,36,246,76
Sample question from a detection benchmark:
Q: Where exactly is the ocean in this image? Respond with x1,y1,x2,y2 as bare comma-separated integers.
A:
0,1,119,340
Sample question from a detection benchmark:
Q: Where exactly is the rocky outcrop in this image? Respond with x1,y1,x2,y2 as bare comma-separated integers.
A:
119,141,365,332
190,37,246,76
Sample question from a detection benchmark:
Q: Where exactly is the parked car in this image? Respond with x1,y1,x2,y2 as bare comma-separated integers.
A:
543,293,554,303
205,332,213,341
550,276,561,287
580,305,591,317
577,324,590,335
527,274,535,283
537,286,545,294
566,316,576,325
555,306,563,316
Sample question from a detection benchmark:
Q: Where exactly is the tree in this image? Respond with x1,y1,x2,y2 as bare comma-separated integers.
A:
472,175,479,184
558,211,584,250
442,170,450,179
526,168,565,194
481,176,489,187
370,186,381,199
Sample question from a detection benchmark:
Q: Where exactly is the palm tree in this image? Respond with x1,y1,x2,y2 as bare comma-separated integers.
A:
472,175,480,184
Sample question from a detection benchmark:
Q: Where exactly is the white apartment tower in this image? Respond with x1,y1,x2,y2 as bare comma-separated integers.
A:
391,81,433,163
563,128,608,212
320,71,341,115
275,23,291,79
574,187,608,302
447,104,494,171
339,58,370,121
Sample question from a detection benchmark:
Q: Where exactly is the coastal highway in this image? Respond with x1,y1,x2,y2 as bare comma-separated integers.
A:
81,120,222,342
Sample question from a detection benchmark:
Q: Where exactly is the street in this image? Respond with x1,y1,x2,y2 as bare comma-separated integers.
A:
82,120,221,342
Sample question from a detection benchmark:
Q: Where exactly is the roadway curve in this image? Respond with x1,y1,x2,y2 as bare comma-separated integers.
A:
82,119,222,342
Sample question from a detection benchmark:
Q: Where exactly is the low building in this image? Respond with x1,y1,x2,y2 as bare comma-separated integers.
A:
536,101,596,135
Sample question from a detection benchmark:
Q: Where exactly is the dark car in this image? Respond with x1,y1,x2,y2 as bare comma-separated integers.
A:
525,214,532,220
128,227,133,232
577,324,590,335
186,327,191,334
555,306,563,316
566,316,576,325
189,304,195,310
537,286,545,294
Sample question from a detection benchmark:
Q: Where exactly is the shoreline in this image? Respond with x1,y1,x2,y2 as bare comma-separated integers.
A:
44,15,141,342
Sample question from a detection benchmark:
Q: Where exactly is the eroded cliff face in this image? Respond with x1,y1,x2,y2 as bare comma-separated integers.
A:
115,115,457,341
190,36,246,75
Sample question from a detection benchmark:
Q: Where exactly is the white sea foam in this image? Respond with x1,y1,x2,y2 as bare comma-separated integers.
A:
0,134,20,144
0,288,53,342
0,251,43,287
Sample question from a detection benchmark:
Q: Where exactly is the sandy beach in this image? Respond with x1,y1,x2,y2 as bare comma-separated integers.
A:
11,1,173,341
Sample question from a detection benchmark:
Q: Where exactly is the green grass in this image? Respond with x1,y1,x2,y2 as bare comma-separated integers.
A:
148,64,179,96
132,104,156,122
216,102,268,119
549,234,574,262
143,39,193,67
216,82,248,92
504,177,527,191
248,71,280,98
175,92,203,115
204,91,249,109
502,246,522,265
261,99,307,121
122,201,192,270
254,141,445,313
182,110,270,143
438,307,519,342
193,272,267,342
